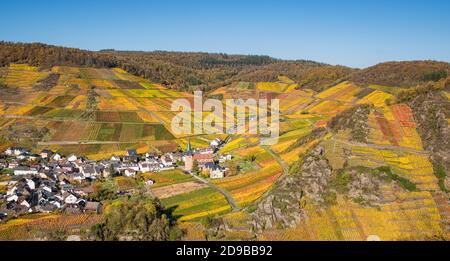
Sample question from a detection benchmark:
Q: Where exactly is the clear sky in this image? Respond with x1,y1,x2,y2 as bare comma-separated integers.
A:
0,0,449,68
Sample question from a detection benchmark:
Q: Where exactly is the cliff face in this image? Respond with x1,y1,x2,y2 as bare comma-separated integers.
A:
251,146,331,230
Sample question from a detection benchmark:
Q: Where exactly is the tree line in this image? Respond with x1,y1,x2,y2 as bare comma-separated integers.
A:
1,41,350,92
2,41,449,92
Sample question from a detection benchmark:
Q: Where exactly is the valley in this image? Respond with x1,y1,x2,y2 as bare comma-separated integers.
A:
0,44,449,241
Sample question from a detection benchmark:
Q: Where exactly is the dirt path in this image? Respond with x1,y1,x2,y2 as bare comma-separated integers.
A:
191,174,241,212
241,145,290,211
37,141,134,145
263,145,289,175
2,114,160,125
333,138,430,155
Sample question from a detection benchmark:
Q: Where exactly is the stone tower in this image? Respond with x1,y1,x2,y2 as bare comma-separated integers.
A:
184,154,193,171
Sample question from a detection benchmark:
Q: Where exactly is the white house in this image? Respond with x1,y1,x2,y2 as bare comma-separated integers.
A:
110,155,121,162
219,154,233,163
120,163,140,172
51,201,61,209
67,154,78,162
4,147,27,156
17,154,27,160
29,154,39,161
161,154,174,167
124,169,137,177
7,161,19,169
42,185,52,193
52,153,62,161
64,194,78,204
4,147,13,156
26,179,35,190
14,167,38,176
204,163,225,179
6,187,17,196
6,195,18,202
209,168,224,179
210,138,222,147
139,162,153,172
20,199,31,208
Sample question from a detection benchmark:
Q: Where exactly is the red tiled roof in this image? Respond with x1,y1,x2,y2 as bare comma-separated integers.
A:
192,153,213,160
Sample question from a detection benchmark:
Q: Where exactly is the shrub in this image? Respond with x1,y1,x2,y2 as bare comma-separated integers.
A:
331,170,350,194
91,196,176,241
433,163,448,192
0,168,14,175
89,185,118,201
376,166,417,191
422,70,448,82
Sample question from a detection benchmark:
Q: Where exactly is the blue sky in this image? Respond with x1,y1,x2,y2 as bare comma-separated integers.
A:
0,0,449,68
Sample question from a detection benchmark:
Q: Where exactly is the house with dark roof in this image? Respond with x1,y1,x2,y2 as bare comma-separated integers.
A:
204,162,225,179
127,149,137,157
80,164,97,178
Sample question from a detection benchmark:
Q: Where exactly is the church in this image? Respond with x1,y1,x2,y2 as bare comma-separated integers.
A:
183,137,225,179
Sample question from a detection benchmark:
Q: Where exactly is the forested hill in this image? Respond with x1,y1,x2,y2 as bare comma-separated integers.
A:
351,61,450,87
1,41,449,92
0,41,353,91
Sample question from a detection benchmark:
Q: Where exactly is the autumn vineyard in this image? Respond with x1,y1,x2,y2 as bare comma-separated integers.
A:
0,41,449,241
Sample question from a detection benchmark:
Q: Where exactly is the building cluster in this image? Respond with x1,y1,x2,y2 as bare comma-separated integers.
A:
183,138,231,179
1,176,101,218
0,148,106,219
0,147,180,181
0,138,232,219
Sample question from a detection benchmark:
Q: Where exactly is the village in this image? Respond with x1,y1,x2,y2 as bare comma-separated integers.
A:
0,137,232,220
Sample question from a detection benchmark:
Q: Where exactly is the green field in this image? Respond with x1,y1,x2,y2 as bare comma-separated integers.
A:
142,169,194,188
161,187,231,221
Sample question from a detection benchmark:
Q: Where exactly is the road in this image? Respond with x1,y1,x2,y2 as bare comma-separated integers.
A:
191,174,241,212
37,141,134,146
241,145,290,211
2,114,160,125
332,138,430,155
262,145,289,175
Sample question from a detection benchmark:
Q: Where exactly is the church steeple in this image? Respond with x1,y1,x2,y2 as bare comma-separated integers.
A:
186,136,192,153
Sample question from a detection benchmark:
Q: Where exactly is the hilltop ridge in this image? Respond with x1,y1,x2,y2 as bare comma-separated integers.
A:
2,41,449,93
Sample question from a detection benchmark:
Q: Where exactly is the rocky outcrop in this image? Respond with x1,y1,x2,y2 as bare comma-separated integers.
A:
297,146,333,203
33,73,60,91
397,80,450,169
328,104,372,142
400,83,450,191
347,170,383,206
251,146,332,231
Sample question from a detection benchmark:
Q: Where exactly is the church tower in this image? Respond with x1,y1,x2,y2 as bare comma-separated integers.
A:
184,136,193,171
186,136,192,153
